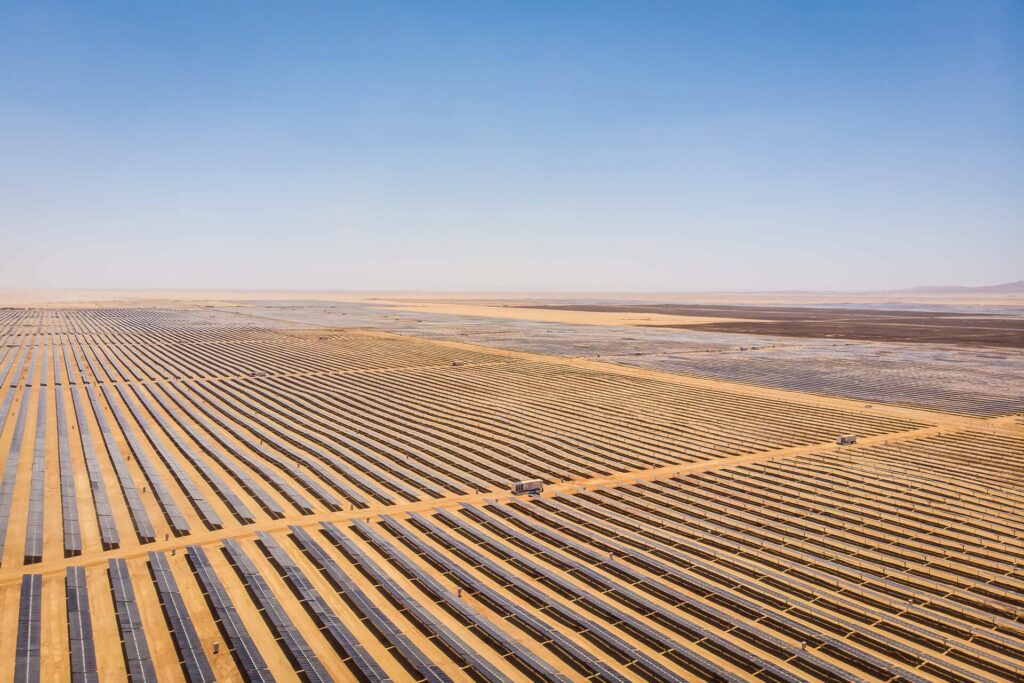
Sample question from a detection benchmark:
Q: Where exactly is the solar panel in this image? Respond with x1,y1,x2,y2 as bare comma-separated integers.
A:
0,342,26,421
131,383,256,523
100,384,193,535
66,567,99,683
186,545,275,683
0,356,35,567
201,380,379,507
273,374,494,494
108,558,158,683
85,385,155,543
56,381,83,556
235,376,433,502
456,504,769,682
65,382,121,548
163,383,315,515
15,574,42,683
117,384,226,529
24,389,48,564
147,551,216,682
320,522,512,683
222,539,332,683
252,530,393,682
280,524,448,679
352,519,570,682
187,383,347,510
537,495,945,683
378,515,614,682
408,512,640,683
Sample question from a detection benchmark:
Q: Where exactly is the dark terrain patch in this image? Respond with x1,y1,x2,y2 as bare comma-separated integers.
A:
514,304,1024,347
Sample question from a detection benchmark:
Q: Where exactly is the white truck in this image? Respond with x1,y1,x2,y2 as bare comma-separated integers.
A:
512,479,544,495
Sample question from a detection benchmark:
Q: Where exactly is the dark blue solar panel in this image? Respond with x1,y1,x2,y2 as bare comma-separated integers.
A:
321,522,512,683
222,539,332,683
66,567,99,683
108,558,158,683
148,551,216,682
255,530,393,682
15,574,42,683
186,545,275,683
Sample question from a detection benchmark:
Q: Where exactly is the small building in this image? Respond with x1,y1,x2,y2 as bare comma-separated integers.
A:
836,434,857,445
512,479,544,495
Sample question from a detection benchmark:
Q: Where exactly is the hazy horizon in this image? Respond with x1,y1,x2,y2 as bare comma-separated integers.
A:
2,278,1022,296
2,2,1021,291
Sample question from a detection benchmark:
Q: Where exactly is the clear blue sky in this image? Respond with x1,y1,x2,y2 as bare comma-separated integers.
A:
1,1,1021,291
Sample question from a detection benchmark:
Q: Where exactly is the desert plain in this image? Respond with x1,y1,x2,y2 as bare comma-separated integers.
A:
0,289,1022,682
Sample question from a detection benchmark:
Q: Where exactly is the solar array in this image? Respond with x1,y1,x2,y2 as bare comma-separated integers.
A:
185,545,274,682
56,373,84,556
0,341,35,567
223,538,333,682
149,550,216,682
0,306,1020,681
66,566,99,683
15,573,42,683
109,557,158,682
24,381,47,564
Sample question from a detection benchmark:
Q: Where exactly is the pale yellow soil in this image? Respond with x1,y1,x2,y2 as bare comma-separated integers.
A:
372,301,760,327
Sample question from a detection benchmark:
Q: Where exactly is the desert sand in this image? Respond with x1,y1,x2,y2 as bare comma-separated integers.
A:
0,302,1021,682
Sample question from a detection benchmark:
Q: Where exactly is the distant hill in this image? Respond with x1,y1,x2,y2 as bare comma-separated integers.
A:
892,280,1024,295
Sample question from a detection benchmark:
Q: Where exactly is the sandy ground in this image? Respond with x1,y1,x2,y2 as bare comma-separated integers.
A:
372,301,758,327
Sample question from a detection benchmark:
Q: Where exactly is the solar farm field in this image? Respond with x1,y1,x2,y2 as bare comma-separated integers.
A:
0,307,1021,682
221,300,1024,418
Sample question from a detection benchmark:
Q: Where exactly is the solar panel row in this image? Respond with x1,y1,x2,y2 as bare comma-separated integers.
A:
190,382,348,511
268,373,497,496
350,519,570,682
24,389,47,564
407,512,637,683
485,500,840,679
0,341,31,437
647,479,1014,680
0,369,34,567
378,515,619,681
66,566,99,683
222,538,332,683
538,490,962,681
226,379,426,504
131,384,256,524
151,383,286,519
265,526,453,683
86,385,156,543
55,374,84,556
108,558,158,683
262,376,481,496
116,383,225,530
168,383,317,515
230,380,399,504
101,384,194,534
321,521,514,683
438,505,752,682
252,529,391,682
185,545,275,683
148,551,216,683
67,383,120,548
15,574,42,683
